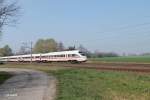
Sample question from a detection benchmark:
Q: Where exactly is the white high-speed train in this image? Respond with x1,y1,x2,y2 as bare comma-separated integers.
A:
0,50,87,63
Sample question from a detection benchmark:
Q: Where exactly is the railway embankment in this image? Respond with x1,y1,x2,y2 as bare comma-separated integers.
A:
0,63,149,100
1,62,150,73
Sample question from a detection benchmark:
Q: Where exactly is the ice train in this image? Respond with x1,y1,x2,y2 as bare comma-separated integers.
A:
0,50,87,63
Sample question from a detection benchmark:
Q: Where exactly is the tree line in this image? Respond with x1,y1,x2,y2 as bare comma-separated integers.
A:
0,38,119,58
3,39,150,58
0,45,13,56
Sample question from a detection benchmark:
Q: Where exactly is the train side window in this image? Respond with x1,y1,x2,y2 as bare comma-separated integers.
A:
68,54,72,57
60,55,64,57
43,56,48,58
24,57,27,59
35,56,39,58
79,51,86,56
72,54,79,57
72,54,75,57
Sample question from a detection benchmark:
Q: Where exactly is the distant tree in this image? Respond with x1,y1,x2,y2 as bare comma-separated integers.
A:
19,46,26,54
0,48,4,56
33,38,58,53
0,0,20,33
128,53,138,56
0,45,13,56
57,42,65,51
105,52,119,57
33,39,44,53
93,51,119,58
78,44,86,52
122,52,126,56
93,50,103,58
0,48,4,57
141,53,150,56
78,44,91,57
16,46,30,55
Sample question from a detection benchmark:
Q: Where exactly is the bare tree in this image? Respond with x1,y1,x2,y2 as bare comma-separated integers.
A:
57,42,65,51
78,44,88,52
78,44,91,57
0,0,20,32
17,45,30,55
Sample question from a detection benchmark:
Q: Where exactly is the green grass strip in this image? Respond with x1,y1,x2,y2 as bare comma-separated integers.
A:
0,72,12,84
49,69,150,100
90,56,150,63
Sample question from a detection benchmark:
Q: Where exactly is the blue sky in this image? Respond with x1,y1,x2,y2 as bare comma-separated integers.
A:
1,0,150,54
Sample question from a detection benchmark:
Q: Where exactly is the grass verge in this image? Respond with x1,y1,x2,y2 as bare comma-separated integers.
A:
49,69,150,100
90,56,150,63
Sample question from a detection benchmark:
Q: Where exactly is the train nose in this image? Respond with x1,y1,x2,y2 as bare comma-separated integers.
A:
83,56,87,61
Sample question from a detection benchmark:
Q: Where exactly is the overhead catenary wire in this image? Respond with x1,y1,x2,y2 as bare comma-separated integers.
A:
75,22,150,43
70,22,150,53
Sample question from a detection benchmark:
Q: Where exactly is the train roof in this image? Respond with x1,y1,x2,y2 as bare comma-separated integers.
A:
42,50,79,56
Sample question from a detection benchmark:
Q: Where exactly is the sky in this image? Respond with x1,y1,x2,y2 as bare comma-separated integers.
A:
0,0,150,54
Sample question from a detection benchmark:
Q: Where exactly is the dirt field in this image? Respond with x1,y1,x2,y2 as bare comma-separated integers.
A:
4,61,150,73
50,62,150,72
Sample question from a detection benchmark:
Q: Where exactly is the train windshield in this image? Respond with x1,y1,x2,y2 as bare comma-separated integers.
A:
79,51,86,56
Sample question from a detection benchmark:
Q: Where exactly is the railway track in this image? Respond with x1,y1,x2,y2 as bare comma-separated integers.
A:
6,62,150,73
50,62,150,73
